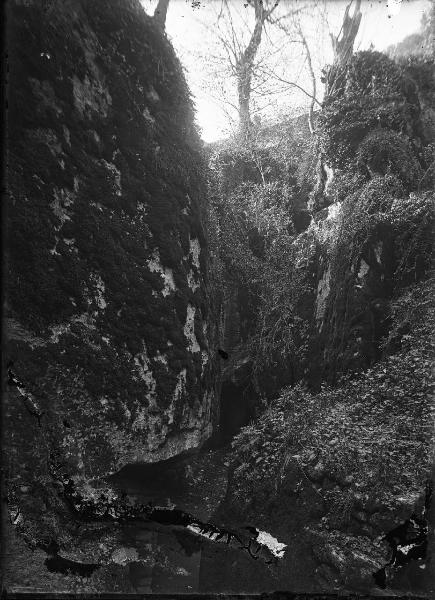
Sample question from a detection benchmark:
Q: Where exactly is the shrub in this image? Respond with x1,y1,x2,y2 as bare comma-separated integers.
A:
357,129,421,190
319,51,422,170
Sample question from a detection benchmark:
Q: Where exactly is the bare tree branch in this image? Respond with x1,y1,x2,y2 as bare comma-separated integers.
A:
296,22,317,134
258,66,322,107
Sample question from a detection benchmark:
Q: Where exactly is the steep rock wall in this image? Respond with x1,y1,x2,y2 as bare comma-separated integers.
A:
6,0,216,483
249,51,434,394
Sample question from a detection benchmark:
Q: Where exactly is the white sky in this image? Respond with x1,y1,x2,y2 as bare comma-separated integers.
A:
141,0,430,142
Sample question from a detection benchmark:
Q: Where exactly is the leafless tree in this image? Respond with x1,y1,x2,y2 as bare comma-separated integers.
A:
215,0,282,139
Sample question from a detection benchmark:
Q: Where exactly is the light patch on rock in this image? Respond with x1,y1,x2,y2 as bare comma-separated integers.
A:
374,241,383,265
77,481,119,504
187,270,199,292
132,343,157,432
189,237,201,269
316,266,331,327
358,259,370,280
324,164,335,195
63,125,71,146
142,106,155,124
29,78,62,116
146,86,160,103
184,304,200,353
111,547,139,565
133,343,156,389
141,369,186,451
99,396,109,410
124,405,131,421
28,128,63,158
73,312,96,329
101,159,122,197
90,273,107,309
5,318,46,349
10,506,24,526
51,187,75,228
327,202,341,220
201,350,209,369
49,312,96,343
200,390,214,427
256,530,287,558
137,201,147,214
173,369,187,409
330,547,346,564
49,235,60,256
72,73,112,118
63,237,78,254
49,323,72,343
147,249,176,296
311,201,342,246
396,491,422,507
154,351,168,366
121,422,213,464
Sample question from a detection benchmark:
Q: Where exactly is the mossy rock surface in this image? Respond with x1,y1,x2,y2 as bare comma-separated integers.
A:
6,0,217,488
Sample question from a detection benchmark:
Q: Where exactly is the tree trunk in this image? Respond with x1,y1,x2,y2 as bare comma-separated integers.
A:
237,63,255,139
236,0,267,139
312,0,362,211
326,0,362,96
153,0,170,30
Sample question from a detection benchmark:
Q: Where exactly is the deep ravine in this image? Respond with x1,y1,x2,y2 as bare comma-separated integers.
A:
6,364,432,594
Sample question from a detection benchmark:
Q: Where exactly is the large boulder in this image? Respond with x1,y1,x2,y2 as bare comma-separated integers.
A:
6,0,217,486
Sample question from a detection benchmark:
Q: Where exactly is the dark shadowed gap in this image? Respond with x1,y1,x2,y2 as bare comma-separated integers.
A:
217,380,256,444
108,449,201,505
44,555,100,577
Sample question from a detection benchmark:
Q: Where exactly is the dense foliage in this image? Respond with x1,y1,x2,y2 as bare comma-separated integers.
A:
231,275,434,525
318,51,424,173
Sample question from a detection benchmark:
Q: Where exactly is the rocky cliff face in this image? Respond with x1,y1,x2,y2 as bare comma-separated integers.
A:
243,51,434,394
6,0,216,487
